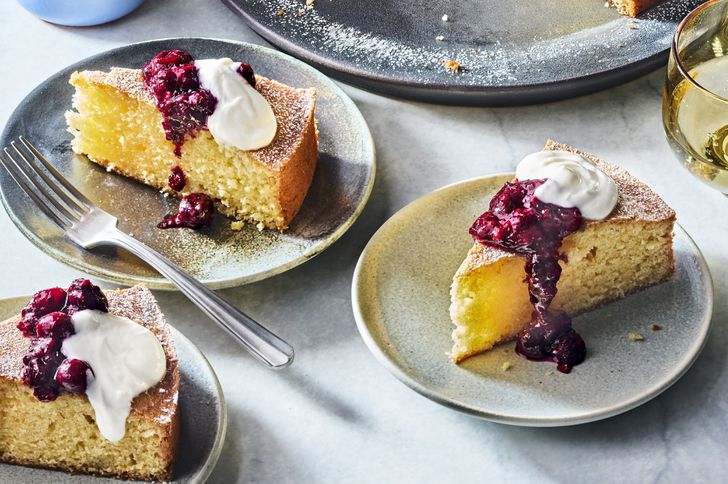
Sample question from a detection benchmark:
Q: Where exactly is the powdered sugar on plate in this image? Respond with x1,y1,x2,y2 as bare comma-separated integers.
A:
240,0,700,88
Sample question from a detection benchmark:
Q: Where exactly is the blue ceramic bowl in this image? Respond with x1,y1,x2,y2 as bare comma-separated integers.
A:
16,0,146,27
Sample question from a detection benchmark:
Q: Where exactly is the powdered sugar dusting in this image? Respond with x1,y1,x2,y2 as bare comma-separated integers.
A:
245,0,700,87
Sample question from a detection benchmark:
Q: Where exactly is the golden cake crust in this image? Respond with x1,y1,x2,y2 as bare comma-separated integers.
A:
0,284,179,481
69,67,318,229
456,140,676,278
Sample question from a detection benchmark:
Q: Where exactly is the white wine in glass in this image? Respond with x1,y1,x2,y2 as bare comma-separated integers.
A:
663,0,728,194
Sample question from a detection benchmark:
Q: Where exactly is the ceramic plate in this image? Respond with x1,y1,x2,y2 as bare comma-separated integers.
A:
352,175,713,426
0,295,227,482
224,0,701,105
0,38,375,290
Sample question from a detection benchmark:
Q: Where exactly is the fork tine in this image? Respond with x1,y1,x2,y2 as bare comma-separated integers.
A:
11,141,88,218
19,137,94,209
4,146,80,224
0,152,71,230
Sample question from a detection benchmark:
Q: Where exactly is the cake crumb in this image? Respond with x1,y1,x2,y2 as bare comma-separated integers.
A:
545,370,554,376
649,323,663,331
442,14,449,22
435,35,445,42
256,221,265,231
442,59,461,73
296,8,305,16
277,8,286,16
230,221,245,231
501,361,512,372
306,0,314,10
628,332,644,342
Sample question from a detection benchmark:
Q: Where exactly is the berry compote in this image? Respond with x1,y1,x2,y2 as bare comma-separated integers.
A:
18,279,104,401
142,50,258,228
142,49,217,157
469,179,587,373
158,192,215,229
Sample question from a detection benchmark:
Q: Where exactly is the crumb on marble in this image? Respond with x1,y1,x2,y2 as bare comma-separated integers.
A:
256,221,265,231
435,35,445,41
501,361,512,372
306,0,314,9
545,370,554,376
649,323,663,331
231,221,245,231
628,332,644,342
442,14,449,22
277,8,286,16
296,8,305,16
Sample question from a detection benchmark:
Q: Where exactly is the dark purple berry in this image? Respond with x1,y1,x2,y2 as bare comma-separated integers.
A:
55,359,92,393
66,278,108,313
158,192,214,229
35,312,75,339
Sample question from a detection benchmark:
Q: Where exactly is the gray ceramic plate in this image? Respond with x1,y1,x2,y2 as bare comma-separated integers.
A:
0,295,227,482
224,0,702,105
0,38,375,290
352,175,713,426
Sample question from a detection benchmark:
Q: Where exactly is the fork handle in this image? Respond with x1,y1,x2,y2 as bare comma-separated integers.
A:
110,231,294,369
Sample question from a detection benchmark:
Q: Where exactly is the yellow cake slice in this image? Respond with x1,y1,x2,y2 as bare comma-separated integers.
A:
66,67,318,231
449,141,675,363
0,284,179,481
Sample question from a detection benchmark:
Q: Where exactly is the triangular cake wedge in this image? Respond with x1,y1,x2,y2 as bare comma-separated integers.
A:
449,141,676,363
66,68,318,230
0,284,179,481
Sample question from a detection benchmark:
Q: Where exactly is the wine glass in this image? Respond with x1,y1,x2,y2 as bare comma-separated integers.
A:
663,0,728,194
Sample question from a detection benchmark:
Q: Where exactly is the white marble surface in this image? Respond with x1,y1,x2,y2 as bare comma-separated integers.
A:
1,1,727,483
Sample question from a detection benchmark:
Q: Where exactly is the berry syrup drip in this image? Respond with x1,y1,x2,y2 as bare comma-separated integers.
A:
168,165,187,191
18,279,107,401
158,192,214,229
142,49,217,157
469,179,587,373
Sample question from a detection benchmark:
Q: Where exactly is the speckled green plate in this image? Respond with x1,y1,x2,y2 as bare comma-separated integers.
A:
0,38,375,290
0,295,226,483
352,175,713,426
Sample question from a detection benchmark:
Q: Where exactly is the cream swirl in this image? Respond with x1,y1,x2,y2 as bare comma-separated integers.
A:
195,58,277,151
515,150,618,220
62,310,167,443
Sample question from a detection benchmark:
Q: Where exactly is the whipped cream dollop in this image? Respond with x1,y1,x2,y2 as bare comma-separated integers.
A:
195,58,277,151
515,150,618,220
62,310,167,443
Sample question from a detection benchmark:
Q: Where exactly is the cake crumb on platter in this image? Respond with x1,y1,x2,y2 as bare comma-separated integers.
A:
442,14,449,22
501,361,512,372
442,59,461,73
649,323,663,331
231,221,245,231
306,0,314,10
435,35,444,42
628,332,644,342
277,8,286,16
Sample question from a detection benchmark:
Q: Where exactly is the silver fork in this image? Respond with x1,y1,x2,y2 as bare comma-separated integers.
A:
0,136,294,369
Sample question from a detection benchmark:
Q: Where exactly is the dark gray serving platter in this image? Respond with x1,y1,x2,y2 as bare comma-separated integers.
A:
224,0,702,105
0,296,226,483
0,38,375,289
